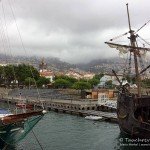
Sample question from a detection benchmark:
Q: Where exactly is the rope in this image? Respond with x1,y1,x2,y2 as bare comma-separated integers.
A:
8,0,44,109
137,36,146,47
31,130,44,150
109,31,129,41
136,20,150,33
128,51,132,81
26,119,44,150
137,35,150,46
1,1,20,111
2,144,8,150
0,4,12,111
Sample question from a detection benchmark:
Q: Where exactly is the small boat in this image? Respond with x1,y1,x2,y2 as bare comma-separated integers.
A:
104,101,117,109
0,105,46,147
16,103,34,109
0,108,12,118
85,115,103,120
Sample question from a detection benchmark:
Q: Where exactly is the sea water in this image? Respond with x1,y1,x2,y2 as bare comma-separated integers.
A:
18,112,120,150
1,102,149,150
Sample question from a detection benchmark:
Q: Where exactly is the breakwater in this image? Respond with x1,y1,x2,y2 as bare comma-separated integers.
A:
0,96,117,123
0,88,117,123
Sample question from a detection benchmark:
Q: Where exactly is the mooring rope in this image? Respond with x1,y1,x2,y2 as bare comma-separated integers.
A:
31,130,44,150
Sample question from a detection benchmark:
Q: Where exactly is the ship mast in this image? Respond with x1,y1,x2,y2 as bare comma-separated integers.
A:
126,3,141,96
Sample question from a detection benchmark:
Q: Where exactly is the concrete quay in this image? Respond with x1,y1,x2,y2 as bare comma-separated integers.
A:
0,96,118,123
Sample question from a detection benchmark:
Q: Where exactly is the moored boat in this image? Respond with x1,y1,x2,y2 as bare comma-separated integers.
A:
85,115,103,121
0,104,46,147
0,0,47,147
105,3,150,138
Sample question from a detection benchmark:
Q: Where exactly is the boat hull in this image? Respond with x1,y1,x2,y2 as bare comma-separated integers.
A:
0,138,5,149
117,93,150,138
119,123,150,138
85,115,102,120
0,111,44,146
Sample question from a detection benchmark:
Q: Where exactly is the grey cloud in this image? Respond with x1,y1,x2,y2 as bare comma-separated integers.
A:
0,0,149,64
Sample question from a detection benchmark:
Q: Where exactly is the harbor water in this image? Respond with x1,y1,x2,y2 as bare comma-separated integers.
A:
17,112,120,150
1,102,149,150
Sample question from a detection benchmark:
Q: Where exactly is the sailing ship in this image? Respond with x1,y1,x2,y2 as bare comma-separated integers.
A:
105,4,150,138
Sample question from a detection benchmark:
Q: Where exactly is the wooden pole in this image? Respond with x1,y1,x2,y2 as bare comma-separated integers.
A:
126,3,141,96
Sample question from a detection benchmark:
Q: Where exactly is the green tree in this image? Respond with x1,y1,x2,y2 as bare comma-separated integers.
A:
79,78,87,82
55,75,77,85
54,79,71,88
36,77,50,87
25,77,35,86
72,81,91,90
94,73,104,80
0,66,4,85
0,64,40,87
15,64,39,85
88,78,99,87
3,65,15,85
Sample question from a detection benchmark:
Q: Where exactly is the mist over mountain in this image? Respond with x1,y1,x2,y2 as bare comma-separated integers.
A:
0,53,125,74
76,57,124,73
0,54,76,71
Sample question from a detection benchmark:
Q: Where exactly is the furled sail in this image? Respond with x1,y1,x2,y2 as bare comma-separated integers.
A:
105,42,150,56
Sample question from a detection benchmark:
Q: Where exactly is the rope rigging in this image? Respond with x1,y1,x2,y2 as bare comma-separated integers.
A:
137,34,150,46
0,0,45,149
8,0,44,109
109,31,129,41
128,51,132,79
135,20,150,33
106,16,150,91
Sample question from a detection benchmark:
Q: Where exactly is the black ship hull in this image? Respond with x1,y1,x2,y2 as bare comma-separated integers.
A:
117,92,150,138
119,124,150,138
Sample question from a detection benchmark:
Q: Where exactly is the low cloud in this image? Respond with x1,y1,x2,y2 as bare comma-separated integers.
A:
0,0,149,64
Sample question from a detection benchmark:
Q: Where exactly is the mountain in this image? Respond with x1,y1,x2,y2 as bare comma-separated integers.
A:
0,54,125,74
76,57,125,73
0,54,76,72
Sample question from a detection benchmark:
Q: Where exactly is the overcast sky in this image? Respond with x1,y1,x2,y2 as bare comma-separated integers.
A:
0,0,149,64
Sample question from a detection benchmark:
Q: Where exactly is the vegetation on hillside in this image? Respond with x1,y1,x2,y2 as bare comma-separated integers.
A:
54,73,104,90
0,64,105,89
0,64,49,88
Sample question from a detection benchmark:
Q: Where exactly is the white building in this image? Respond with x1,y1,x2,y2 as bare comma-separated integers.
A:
40,71,55,83
98,74,123,88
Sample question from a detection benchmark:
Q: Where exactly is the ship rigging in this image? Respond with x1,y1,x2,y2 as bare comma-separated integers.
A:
105,4,150,138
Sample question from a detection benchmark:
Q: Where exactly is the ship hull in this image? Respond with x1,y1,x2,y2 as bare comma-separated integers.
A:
0,111,44,146
117,93,150,138
0,138,5,149
119,124,150,138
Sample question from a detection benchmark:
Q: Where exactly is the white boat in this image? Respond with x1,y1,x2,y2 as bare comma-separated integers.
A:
0,109,12,118
85,115,102,120
104,101,117,109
